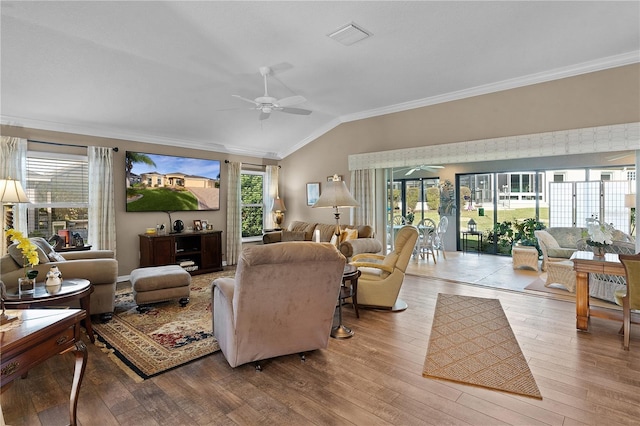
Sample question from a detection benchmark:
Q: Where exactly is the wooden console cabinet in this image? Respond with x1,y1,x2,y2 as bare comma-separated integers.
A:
139,231,223,275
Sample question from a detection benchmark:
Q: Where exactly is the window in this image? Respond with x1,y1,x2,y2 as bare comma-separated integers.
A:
553,173,565,183
241,171,266,239
627,171,636,181
25,152,89,241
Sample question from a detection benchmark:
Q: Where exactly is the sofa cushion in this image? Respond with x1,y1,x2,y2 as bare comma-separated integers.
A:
288,221,316,240
547,248,576,258
315,223,337,242
281,230,308,242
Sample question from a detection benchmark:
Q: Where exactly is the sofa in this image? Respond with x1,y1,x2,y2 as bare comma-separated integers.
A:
263,220,382,258
1,237,118,321
535,227,636,303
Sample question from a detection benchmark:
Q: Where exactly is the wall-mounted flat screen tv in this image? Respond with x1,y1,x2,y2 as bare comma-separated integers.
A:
126,151,221,212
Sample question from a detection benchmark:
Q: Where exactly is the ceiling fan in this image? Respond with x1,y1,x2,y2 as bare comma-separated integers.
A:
232,66,312,121
404,165,444,175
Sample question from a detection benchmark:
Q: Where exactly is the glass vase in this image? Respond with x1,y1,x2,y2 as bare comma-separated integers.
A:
18,277,36,296
593,246,606,257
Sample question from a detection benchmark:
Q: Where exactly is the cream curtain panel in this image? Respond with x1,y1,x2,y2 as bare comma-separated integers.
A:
350,169,376,227
226,161,242,266
88,147,116,251
265,165,279,229
0,136,28,255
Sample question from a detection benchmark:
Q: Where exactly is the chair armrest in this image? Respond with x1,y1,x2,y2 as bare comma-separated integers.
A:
212,277,236,301
350,260,394,274
352,253,385,262
339,238,383,258
262,232,282,244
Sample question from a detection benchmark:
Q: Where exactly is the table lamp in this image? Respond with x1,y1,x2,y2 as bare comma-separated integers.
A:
271,197,286,230
312,175,359,245
1,177,30,248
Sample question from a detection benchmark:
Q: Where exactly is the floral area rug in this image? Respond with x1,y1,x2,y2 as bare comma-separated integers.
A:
93,268,235,381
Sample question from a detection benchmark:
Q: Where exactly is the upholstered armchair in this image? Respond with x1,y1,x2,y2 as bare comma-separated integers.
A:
211,242,346,368
350,225,419,311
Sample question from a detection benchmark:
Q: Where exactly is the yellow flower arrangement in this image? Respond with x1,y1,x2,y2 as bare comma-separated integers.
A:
6,229,40,277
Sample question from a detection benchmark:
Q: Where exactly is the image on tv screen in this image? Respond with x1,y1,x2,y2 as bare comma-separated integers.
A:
126,151,221,212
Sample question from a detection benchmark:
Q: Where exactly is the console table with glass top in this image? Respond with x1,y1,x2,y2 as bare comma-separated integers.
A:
4,278,94,343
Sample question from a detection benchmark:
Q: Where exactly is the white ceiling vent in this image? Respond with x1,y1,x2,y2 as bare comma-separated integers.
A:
327,22,372,46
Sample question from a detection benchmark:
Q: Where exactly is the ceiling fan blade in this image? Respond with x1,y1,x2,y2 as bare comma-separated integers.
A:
232,94,259,105
280,107,312,116
259,111,271,121
276,95,306,107
405,168,417,176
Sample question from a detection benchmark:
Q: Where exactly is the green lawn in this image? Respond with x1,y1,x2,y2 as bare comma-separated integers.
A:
127,187,199,211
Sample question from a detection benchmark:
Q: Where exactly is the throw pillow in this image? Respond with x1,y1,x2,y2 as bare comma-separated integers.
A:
30,237,67,262
8,242,49,267
281,230,307,242
341,228,358,242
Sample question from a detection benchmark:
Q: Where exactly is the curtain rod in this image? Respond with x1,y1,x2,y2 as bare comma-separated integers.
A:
28,139,119,152
224,159,280,169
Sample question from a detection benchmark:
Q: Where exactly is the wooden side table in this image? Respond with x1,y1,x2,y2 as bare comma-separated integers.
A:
512,245,539,271
331,264,361,339
1,309,88,426
4,278,94,343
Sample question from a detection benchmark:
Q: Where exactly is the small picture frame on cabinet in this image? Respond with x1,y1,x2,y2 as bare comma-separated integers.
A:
201,220,208,230
193,220,202,231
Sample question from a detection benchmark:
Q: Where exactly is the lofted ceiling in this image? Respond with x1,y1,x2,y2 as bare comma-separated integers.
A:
1,1,639,160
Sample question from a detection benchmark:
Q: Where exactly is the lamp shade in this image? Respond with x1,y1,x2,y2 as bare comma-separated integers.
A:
313,179,359,209
0,178,30,203
625,194,636,208
271,197,286,212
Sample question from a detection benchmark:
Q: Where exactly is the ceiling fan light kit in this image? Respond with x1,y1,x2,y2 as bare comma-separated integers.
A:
232,66,312,120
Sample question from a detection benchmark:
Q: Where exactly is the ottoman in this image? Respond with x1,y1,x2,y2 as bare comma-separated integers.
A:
130,265,191,311
545,260,576,293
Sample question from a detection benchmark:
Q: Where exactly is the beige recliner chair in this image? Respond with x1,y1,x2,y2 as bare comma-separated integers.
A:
350,225,419,311
211,242,346,368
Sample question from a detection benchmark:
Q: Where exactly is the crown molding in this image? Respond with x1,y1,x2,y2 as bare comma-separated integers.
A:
0,115,281,159
341,51,640,124
277,117,344,159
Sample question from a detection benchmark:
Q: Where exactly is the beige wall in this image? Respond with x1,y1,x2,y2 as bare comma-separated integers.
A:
280,64,640,225
0,126,275,276
2,64,639,276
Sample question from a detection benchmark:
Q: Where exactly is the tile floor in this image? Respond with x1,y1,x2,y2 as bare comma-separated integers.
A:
405,250,543,292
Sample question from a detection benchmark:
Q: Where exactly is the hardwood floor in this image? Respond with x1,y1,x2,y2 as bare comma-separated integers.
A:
2,253,639,425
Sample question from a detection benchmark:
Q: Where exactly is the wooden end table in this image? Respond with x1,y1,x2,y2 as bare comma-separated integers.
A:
4,278,94,343
1,309,88,426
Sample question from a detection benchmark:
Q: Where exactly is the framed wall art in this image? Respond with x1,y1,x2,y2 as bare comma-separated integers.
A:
306,182,320,206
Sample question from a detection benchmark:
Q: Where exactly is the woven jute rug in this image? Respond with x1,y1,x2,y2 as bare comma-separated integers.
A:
93,269,234,380
422,293,542,399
